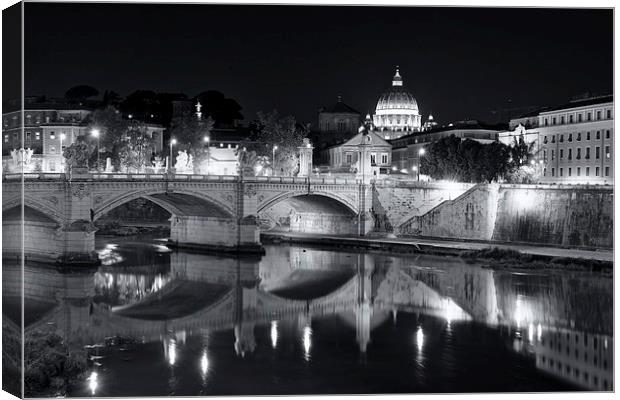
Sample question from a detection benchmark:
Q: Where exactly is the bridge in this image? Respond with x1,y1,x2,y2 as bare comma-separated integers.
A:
2,172,374,265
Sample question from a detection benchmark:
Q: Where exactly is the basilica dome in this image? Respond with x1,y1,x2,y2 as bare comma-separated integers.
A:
373,67,422,138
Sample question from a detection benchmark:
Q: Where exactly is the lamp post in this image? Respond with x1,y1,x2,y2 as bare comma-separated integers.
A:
60,133,66,172
91,129,101,172
204,136,210,175
272,145,278,176
169,138,177,173
417,148,426,182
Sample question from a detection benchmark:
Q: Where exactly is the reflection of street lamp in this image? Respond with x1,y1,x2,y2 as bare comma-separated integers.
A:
272,145,278,176
60,133,66,172
417,148,426,182
91,129,101,172
169,138,177,173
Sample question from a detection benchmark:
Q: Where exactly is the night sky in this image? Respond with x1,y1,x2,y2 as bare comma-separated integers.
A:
24,3,612,125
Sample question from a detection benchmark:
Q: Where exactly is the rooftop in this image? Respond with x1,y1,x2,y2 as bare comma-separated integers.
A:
319,96,361,115
540,94,613,114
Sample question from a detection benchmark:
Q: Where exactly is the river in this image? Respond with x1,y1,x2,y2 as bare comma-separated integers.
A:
4,234,613,396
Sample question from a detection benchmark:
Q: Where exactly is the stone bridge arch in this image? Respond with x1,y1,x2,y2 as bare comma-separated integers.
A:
2,193,65,225
92,188,235,221
257,190,359,216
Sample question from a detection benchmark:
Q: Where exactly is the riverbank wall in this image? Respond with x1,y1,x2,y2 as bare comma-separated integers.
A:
379,183,613,249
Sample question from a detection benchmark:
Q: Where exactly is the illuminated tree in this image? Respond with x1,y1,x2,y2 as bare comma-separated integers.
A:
244,110,307,176
63,138,93,171
117,126,155,173
420,135,515,183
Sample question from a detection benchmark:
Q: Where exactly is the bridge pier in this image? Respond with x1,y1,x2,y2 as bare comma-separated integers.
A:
168,215,262,254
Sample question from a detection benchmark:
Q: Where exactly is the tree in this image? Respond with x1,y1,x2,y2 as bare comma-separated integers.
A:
420,135,515,183
102,90,122,107
168,113,215,173
195,90,243,126
117,126,155,173
243,110,307,176
65,85,99,104
63,138,93,171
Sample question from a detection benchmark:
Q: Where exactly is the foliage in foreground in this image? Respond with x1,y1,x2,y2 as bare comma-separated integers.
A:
24,329,88,397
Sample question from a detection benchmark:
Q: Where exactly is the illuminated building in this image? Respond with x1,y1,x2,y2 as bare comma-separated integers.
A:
2,99,92,172
498,95,614,185
372,67,422,139
323,117,392,176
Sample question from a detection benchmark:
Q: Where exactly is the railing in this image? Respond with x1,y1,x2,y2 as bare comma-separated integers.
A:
2,172,361,185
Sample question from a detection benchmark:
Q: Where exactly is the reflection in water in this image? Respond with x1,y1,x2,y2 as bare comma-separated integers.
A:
270,321,278,349
4,235,612,396
302,325,312,361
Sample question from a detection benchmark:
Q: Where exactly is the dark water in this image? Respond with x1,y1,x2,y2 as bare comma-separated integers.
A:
5,235,613,396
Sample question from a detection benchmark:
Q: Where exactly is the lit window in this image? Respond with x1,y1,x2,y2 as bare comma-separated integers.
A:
605,146,610,158
3,135,8,143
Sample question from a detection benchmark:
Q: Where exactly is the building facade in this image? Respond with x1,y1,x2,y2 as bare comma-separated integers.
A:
499,95,613,185
2,104,92,172
318,96,362,137
323,129,392,176
373,67,422,139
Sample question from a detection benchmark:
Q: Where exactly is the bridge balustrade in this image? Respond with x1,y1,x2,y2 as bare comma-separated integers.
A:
3,172,361,185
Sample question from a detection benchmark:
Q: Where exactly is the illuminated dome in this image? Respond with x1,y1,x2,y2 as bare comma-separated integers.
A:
373,67,422,138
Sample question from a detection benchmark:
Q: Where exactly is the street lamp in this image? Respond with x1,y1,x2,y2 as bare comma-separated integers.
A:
417,148,426,182
169,138,177,173
272,145,278,176
91,129,101,172
204,136,210,175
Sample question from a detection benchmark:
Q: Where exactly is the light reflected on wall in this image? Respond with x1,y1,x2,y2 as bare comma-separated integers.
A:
528,323,534,343
271,321,279,349
443,298,470,324
537,323,542,342
302,325,312,361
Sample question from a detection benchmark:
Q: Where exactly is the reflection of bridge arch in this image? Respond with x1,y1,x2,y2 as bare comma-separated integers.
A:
93,188,234,221
258,191,358,215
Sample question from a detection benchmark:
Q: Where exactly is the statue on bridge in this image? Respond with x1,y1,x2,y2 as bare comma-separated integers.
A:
174,150,194,174
10,148,34,172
